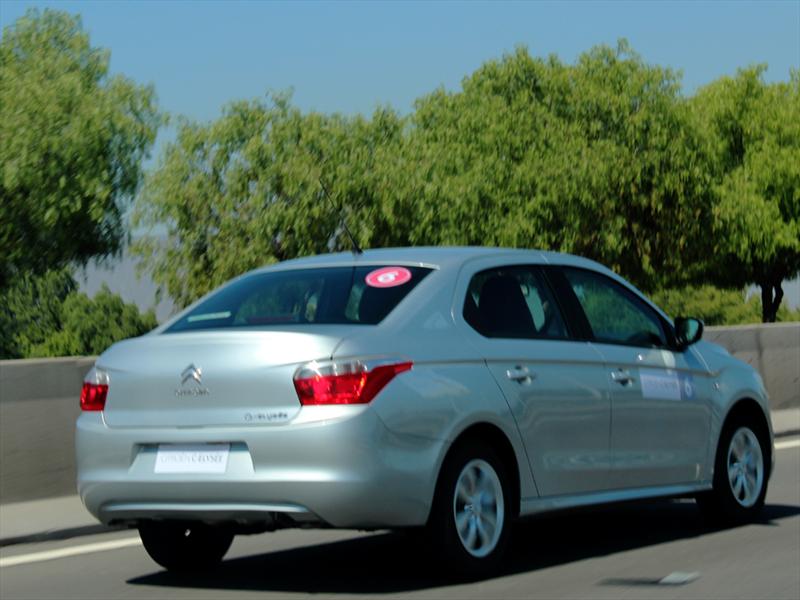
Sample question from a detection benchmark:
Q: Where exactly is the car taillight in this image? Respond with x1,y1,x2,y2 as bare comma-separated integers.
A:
81,367,109,411
293,360,412,405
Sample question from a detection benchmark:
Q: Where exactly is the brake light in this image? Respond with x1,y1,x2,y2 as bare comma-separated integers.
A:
81,367,109,411
80,383,108,411
293,360,412,405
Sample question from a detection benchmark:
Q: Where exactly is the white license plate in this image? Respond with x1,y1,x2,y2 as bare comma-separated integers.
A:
154,443,230,474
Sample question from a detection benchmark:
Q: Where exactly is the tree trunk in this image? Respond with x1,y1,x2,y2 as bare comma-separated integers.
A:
760,282,784,323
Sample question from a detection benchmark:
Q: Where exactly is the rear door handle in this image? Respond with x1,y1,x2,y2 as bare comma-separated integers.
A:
611,369,635,385
507,366,534,383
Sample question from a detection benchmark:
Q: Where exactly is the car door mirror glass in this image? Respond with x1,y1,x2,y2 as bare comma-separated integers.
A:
674,317,703,349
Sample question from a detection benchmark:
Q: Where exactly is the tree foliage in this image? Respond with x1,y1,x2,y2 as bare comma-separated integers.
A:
0,269,157,359
3,7,795,360
651,285,800,326
132,94,405,307
691,67,800,322
37,284,158,357
0,9,161,289
135,42,720,307
126,42,798,322
651,286,762,326
0,268,76,358
397,42,713,291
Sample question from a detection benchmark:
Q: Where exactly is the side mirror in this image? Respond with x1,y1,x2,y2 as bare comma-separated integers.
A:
674,317,703,350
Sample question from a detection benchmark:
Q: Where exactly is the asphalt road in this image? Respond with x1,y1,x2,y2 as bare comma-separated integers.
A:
2,440,799,600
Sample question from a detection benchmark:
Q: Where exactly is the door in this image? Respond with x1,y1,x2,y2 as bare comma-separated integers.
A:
460,264,612,497
558,267,713,489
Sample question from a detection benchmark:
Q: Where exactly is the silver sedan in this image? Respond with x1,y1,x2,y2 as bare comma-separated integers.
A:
76,247,773,575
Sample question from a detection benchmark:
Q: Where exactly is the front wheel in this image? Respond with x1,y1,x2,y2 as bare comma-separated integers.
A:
139,521,234,572
697,419,769,524
426,442,512,576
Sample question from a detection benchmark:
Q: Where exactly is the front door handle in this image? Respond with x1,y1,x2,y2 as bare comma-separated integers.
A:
611,369,635,385
507,366,534,383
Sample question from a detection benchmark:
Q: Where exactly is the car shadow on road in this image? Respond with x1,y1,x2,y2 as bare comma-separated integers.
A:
127,500,800,594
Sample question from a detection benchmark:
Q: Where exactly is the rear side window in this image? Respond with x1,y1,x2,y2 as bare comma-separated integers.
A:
463,266,568,339
166,266,432,333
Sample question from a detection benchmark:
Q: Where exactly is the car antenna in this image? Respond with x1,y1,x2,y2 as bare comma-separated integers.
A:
318,176,363,255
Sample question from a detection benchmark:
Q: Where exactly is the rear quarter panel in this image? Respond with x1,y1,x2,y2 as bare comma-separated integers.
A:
332,264,538,505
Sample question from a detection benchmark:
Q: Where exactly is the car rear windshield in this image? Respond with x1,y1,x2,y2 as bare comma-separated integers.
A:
165,266,433,333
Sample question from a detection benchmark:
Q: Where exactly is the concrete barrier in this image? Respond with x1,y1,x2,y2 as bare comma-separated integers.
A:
705,323,800,411
0,358,95,504
0,323,797,504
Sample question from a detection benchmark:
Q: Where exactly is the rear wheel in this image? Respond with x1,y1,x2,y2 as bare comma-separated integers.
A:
697,417,769,524
138,521,234,572
426,442,512,577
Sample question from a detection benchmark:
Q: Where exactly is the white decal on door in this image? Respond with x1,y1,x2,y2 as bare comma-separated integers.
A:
639,369,683,401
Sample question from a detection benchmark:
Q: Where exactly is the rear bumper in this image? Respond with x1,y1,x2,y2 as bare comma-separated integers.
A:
96,501,319,529
76,406,445,529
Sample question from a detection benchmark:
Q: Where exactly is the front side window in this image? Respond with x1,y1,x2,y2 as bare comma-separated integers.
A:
562,268,667,347
166,266,432,333
463,266,567,339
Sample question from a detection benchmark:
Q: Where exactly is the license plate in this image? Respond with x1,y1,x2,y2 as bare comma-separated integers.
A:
154,443,230,474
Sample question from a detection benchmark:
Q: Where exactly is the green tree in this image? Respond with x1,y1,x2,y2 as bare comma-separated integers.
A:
650,286,762,326
0,268,76,358
395,42,714,292
0,9,161,289
135,41,799,316
651,285,800,325
32,284,157,357
137,43,717,306
0,270,157,359
132,93,404,307
691,67,800,322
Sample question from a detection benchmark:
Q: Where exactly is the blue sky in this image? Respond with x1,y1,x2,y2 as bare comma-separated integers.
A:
2,1,799,316
3,1,798,122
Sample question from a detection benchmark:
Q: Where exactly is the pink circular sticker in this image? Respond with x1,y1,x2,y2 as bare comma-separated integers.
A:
365,266,412,288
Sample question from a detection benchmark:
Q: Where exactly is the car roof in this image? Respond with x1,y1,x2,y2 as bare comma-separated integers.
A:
154,246,672,335
248,246,666,321
254,246,608,273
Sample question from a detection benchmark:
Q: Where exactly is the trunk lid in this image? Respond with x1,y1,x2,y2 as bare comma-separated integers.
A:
99,328,354,428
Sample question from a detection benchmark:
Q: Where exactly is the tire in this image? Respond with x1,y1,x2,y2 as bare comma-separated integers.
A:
138,521,234,572
426,441,512,577
697,415,770,525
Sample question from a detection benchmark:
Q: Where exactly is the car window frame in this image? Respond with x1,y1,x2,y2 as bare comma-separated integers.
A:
461,264,580,341
551,266,678,350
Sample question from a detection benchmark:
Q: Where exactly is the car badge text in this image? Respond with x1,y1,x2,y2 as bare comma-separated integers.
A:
175,364,210,396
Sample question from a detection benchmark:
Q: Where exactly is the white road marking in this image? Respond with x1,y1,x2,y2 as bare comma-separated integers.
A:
659,571,700,585
0,536,141,568
775,438,800,451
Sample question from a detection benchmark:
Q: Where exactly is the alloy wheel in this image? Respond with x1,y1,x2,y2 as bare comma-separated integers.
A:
726,426,764,508
452,458,505,558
